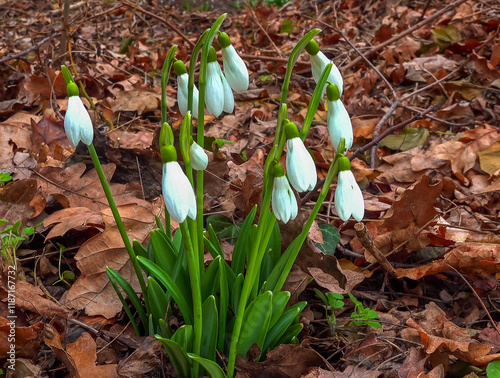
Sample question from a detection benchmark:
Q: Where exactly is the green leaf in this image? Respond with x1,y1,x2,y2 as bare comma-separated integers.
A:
280,19,294,34
487,361,500,378
148,277,172,337
431,25,461,50
263,301,306,353
200,295,218,361
0,173,12,182
156,335,192,378
232,205,257,275
218,257,229,351
206,214,241,243
275,323,303,347
137,256,193,325
202,257,220,301
22,227,34,236
231,274,244,316
118,37,134,54
149,229,178,276
379,126,429,151
188,354,227,378
238,291,273,356
62,270,75,280
172,325,194,353
314,223,340,255
268,291,290,329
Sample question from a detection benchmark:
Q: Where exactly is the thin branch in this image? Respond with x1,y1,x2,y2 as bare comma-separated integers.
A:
0,34,58,63
245,1,283,57
370,99,402,168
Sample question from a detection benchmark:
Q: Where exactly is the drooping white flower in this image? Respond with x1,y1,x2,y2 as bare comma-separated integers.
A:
285,122,317,192
335,157,364,222
161,145,196,223
175,60,199,118
64,83,93,147
205,47,225,117
216,63,234,114
272,164,298,223
306,40,343,96
327,84,353,152
219,32,249,92
189,141,208,171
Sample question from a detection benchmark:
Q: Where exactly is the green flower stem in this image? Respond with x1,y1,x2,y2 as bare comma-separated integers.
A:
179,221,202,376
87,143,148,308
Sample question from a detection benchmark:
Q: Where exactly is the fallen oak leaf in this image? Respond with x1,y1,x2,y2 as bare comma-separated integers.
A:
44,207,105,241
0,317,44,359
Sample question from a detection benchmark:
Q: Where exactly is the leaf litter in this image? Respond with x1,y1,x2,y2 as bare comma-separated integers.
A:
0,0,500,376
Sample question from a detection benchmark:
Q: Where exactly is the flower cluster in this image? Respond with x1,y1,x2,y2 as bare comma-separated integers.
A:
174,32,249,118
305,40,364,222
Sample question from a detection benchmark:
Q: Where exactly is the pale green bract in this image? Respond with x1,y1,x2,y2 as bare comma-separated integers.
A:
64,96,93,147
272,175,298,223
327,99,353,151
221,44,249,92
286,137,317,192
162,161,197,223
335,170,364,221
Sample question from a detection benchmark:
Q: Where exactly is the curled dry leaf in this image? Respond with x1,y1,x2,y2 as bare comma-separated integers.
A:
0,317,44,359
44,207,105,241
12,280,69,319
0,178,37,227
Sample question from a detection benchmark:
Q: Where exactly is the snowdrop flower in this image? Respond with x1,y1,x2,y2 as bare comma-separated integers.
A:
218,32,249,92
335,156,364,222
272,164,298,223
205,47,227,117
327,84,353,152
189,141,208,171
216,62,234,114
161,145,196,223
305,39,343,96
285,122,317,192
64,82,93,147
174,60,199,118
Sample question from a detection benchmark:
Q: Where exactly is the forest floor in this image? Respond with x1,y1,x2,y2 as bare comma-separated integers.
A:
1,0,500,376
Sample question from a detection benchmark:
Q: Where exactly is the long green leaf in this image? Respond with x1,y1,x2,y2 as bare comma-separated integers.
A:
218,256,229,351
231,273,244,316
156,335,191,378
231,205,257,275
188,354,227,378
275,323,303,347
149,229,178,276
200,295,218,361
268,291,290,329
147,276,172,337
172,325,194,354
262,301,306,353
237,291,273,357
202,256,220,301
106,267,147,332
137,256,193,324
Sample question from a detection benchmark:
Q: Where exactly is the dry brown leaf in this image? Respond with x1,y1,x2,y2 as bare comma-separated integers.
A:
0,317,44,359
395,244,500,280
10,280,69,318
117,337,163,377
0,120,32,171
44,207,105,241
65,199,157,318
0,179,37,227
112,90,164,115
381,175,443,231
66,332,118,378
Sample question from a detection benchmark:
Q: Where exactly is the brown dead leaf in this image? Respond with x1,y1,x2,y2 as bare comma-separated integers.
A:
112,90,163,115
0,179,37,227
108,129,155,150
0,120,32,171
477,141,500,176
30,116,71,160
44,207,105,240
235,343,323,377
380,175,443,231
66,332,118,378
7,279,70,318
0,317,44,359
407,302,500,365
36,163,143,212
395,244,500,280
117,337,163,377
65,199,157,318
24,69,67,100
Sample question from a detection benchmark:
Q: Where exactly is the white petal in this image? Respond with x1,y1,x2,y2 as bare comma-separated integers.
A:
177,73,199,118
272,176,297,223
217,64,234,113
162,162,196,223
311,52,343,96
350,175,364,221
65,96,93,147
221,45,249,92
190,142,208,171
335,170,355,221
205,62,224,117
327,100,353,151
286,138,317,192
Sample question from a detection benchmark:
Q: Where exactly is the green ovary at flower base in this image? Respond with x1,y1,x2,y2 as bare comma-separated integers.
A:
327,83,353,152
285,121,317,192
161,144,197,223
189,141,208,171
174,60,199,118
272,163,298,223
64,82,94,147
219,32,249,92
335,156,364,221
306,39,343,96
